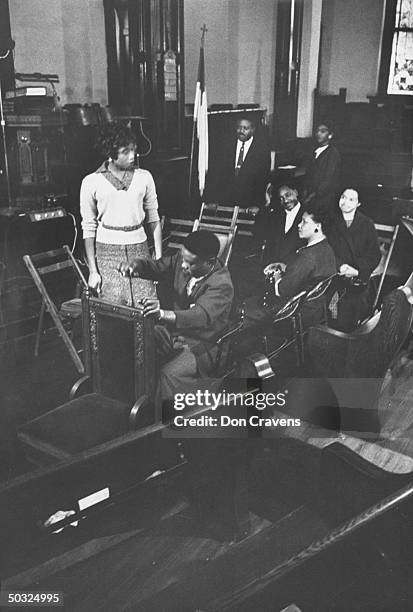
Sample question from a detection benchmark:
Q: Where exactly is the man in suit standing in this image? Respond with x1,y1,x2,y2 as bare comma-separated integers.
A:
304,121,341,214
207,115,271,207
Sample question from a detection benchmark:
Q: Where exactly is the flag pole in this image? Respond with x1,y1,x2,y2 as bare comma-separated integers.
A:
187,25,208,212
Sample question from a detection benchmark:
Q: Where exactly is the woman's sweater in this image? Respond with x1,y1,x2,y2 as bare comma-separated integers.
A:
80,166,160,245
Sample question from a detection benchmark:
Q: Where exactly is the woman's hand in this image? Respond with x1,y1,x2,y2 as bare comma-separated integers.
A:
88,271,102,294
339,264,359,278
264,262,286,276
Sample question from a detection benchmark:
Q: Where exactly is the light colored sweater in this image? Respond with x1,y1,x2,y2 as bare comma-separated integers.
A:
80,168,160,245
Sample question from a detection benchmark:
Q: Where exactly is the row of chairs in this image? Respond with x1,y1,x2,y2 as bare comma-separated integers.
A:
21,205,252,374
214,273,339,380
163,203,259,266
22,210,400,375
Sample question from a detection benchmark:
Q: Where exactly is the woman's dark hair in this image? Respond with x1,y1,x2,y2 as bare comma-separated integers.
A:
305,204,329,234
97,122,136,159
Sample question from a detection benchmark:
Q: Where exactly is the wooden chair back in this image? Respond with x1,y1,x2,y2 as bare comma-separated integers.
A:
194,203,239,266
163,217,194,253
196,202,239,232
371,223,400,312
82,294,156,404
271,290,307,324
308,277,413,433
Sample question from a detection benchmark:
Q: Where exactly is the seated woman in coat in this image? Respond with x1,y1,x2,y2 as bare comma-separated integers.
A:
328,188,381,332
244,205,337,334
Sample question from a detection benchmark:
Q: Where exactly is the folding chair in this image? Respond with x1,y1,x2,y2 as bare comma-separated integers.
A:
163,217,195,253
23,245,88,374
191,203,238,266
371,223,400,312
196,202,239,232
237,206,266,264
164,205,238,266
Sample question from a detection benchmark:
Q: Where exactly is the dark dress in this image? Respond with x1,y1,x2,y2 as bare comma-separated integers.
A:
328,210,381,331
244,239,337,339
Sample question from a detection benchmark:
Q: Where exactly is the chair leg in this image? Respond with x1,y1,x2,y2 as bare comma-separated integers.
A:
299,315,306,365
292,316,302,367
34,300,46,357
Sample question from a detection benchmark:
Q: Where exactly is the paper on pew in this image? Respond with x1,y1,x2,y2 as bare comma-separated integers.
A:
78,487,110,510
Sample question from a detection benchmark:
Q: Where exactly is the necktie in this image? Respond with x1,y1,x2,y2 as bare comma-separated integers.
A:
235,143,245,175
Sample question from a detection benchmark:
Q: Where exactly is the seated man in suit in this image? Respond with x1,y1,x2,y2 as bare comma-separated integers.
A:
119,230,234,412
206,115,271,208
254,182,306,266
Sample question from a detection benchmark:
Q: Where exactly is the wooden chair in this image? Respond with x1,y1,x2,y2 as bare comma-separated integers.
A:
163,205,238,266
163,217,194,253
370,223,400,312
236,206,266,264
196,202,238,232
297,273,339,362
305,274,413,437
213,304,246,377
193,203,239,266
266,290,308,366
233,290,308,379
23,246,88,374
18,293,156,467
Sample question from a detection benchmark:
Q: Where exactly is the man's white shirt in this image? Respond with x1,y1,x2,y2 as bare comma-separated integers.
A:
284,202,301,234
235,137,253,167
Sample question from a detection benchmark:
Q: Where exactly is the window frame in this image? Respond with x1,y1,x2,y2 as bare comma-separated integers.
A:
378,0,413,96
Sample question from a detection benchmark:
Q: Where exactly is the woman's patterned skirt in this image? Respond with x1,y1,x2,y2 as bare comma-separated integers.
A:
96,241,157,306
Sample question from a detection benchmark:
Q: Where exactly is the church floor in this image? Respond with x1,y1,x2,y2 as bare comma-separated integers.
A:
0,257,412,610
2,438,411,611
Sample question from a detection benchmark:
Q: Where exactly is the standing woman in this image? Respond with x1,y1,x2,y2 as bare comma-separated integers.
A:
80,122,162,305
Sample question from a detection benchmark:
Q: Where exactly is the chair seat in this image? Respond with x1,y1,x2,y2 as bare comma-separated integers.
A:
60,298,82,318
18,393,131,458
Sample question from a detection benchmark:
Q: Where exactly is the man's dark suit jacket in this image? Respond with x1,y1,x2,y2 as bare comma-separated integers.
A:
305,144,341,211
256,203,305,265
207,136,271,207
133,251,234,375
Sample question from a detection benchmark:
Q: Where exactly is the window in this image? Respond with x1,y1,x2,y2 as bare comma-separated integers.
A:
387,0,413,94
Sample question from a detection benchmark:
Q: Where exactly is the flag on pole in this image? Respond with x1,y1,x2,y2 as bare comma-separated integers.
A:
193,38,208,196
